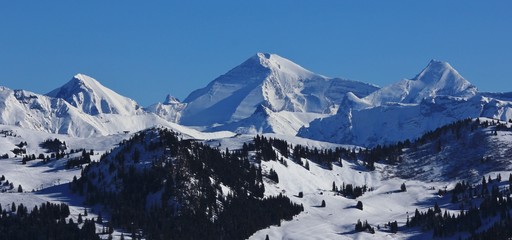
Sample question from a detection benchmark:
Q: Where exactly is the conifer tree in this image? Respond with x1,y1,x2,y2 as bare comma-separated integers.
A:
401,183,407,192
356,201,363,210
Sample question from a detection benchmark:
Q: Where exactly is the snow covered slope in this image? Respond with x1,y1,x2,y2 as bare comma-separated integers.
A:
47,73,143,116
208,104,328,135
179,53,378,127
299,60,512,146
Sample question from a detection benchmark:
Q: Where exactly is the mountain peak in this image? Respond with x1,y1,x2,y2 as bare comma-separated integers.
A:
164,94,181,104
47,74,142,116
72,73,101,86
249,52,317,78
254,52,272,60
412,59,458,83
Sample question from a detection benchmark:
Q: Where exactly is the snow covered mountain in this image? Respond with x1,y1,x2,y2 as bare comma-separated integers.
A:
47,73,143,116
179,53,378,127
363,60,477,106
0,80,232,139
299,60,512,146
0,86,106,136
145,94,187,123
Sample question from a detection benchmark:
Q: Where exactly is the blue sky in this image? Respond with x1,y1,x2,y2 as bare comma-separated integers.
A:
1,1,511,106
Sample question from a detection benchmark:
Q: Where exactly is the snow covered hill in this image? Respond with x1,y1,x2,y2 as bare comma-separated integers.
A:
178,53,378,128
299,60,512,147
386,118,512,183
47,73,144,116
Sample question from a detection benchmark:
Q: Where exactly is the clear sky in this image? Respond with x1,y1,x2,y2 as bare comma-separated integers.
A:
1,1,511,106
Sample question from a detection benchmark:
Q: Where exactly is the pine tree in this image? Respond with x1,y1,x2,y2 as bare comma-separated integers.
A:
355,219,363,231
320,200,326,207
17,184,22,193
97,212,103,223
509,173,512,190
400,183,407,192
265,234,270,240
356,201,363,210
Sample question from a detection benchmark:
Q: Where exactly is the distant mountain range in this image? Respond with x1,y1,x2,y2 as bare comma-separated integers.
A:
0,53,510,146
